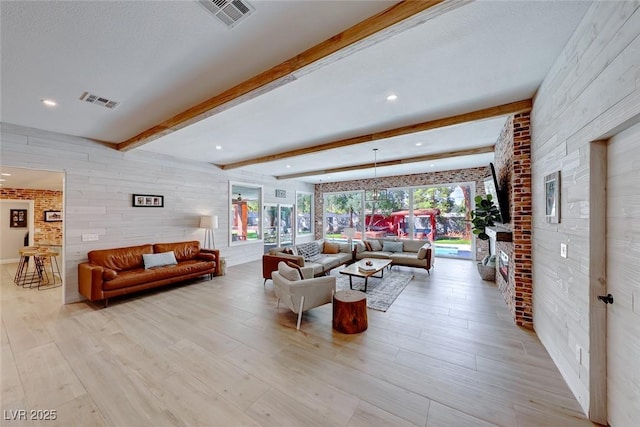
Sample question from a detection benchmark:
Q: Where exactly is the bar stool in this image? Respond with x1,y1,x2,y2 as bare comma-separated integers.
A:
14,247,45,288
35,249,62,290
13,246,41,285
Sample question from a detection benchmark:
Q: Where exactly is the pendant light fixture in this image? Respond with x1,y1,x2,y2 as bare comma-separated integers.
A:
368,148,387,201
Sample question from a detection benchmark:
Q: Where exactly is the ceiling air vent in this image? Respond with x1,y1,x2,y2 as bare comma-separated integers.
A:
79,92,119,109
198,0,255,29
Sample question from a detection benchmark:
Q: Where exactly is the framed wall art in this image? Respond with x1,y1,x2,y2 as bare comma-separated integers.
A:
132,194,164,207
544,171,560,223
44,210,62,222
10,209,27,227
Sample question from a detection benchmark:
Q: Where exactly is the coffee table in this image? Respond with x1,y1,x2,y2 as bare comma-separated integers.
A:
340,258,392,292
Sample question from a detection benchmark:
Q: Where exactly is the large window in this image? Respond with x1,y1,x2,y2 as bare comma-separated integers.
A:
295,191,312,237
413,185,472,258
230,182,262,245
365,189,409,239
323,183,473,259
324,192,362,241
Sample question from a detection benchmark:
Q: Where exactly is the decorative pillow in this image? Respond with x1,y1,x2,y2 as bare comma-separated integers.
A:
338,243,351,253
278,261,301,281
286,261,304,279
322,241,340,254
282,247,294,255
369,240,383,251
296,242,320,261
354,242,366,253
102,268,118,281
362,241,373,251
143,251,178,269
382,241,403,253
417,246,429,260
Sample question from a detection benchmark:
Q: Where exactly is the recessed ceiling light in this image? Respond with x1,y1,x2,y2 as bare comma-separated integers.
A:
41,99,57,107
430,164,435,167
0,179,5,182
386,94,398,101
286,164,291,168
415,142,422,146
1,173,11,176
215,145,222,150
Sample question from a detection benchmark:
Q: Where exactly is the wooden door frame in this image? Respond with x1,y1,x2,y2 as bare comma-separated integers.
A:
588,140,607,425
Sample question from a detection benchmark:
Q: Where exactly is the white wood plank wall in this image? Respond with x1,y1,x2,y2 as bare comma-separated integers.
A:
0,123,313,303
531,0,640,416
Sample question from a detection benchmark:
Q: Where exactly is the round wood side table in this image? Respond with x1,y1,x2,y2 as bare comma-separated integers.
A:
333,290,368,334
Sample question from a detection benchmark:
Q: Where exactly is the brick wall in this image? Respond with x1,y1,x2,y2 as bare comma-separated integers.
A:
314,166,490,260
0,188,63,245
494,112,533,328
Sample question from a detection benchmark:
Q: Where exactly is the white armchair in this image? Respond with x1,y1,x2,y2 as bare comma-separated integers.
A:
273,261,335,330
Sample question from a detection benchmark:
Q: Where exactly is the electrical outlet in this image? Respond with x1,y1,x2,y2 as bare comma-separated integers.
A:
82,234,99,242
561,243,568,258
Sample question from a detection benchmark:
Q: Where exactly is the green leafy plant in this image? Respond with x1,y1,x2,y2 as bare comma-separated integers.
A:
470,194,501,255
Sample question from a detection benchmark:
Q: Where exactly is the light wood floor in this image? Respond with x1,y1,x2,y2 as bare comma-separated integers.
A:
1,258,597,427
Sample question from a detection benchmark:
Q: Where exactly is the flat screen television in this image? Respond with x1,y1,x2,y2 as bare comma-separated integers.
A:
483,163,510,224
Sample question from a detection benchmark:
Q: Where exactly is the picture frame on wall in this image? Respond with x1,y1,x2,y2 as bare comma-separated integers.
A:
10,209,27,227
44,210,62,222
544,171,561,223
132,194,164,207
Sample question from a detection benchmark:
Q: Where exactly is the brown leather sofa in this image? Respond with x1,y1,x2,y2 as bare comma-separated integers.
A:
78,241,220,307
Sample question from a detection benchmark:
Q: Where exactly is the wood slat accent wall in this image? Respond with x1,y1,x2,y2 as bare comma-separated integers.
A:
531,0,640,418
0,123,314,303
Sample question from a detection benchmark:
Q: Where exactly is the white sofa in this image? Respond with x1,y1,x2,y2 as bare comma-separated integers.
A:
267,240,352,277
355,238,434,273
266,237,434,278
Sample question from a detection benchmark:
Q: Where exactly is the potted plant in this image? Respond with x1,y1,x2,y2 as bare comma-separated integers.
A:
470,194,501,280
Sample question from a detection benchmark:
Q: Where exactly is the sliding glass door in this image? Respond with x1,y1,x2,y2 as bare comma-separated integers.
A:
263,203,294,253
322,183,474,259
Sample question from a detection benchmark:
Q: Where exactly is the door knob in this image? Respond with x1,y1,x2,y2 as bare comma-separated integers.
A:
597,294,614,304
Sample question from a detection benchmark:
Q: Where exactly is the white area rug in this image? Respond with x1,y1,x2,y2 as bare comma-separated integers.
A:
335,270,413,312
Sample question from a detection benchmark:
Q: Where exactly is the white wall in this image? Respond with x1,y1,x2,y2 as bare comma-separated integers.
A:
0,123,314,303
531,1,640,415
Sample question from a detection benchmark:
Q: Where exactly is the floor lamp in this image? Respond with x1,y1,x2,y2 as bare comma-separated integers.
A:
200,215,218,249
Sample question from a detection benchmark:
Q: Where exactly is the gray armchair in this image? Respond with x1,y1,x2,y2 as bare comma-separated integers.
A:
273,262,335,330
